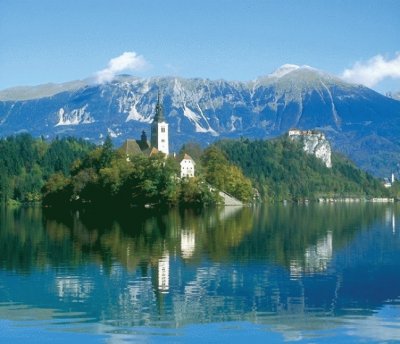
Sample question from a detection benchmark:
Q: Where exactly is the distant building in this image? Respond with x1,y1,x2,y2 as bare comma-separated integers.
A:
288,129,303,136
120,131,150,160
180,154,195,178
151,91,169,156
120,91,169,158
383,173,396,188
384,178,392,188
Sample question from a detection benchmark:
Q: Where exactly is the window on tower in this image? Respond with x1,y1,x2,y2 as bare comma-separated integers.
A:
161,127,165,133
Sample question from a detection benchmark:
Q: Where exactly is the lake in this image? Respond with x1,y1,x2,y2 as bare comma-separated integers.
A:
0,203,399,343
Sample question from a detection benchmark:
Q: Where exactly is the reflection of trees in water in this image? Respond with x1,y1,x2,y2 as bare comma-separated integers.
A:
0,204,397,274
230,203,397,272
1,204,400,336
0,205,253,272
175,206,255,262
0,206,46,272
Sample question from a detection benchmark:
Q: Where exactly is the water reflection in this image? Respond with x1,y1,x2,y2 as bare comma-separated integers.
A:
385,207,397,234
181,229,195,259
0,204,399,342
157,252,170,293
56,275,94,301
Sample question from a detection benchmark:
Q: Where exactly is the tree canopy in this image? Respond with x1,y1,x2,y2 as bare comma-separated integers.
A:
0,133,394,207
0,134,94,203
214,137,389,201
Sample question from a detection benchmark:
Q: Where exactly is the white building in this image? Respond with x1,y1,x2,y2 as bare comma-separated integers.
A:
180,154,196,178
151,91,169,156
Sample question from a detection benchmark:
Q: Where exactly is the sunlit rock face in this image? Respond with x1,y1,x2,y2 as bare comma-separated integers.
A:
288,129,332,168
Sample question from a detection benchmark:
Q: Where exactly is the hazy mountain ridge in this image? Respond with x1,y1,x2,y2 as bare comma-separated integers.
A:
1,66,400,177
386,91,400,101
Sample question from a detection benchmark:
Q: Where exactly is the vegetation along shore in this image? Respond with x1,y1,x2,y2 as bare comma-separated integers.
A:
0,133,399,208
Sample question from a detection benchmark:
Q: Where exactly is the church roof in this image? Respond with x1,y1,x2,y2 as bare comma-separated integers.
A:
182,153,195,163
120,139,142,156
180,154,196,167
153,91,165,123
137,139,150,151
149,147,160,157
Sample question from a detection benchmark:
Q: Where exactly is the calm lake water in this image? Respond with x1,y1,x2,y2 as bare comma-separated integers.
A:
0,203,400,343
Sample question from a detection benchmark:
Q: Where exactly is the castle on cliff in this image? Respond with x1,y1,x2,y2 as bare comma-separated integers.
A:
288,129,332,168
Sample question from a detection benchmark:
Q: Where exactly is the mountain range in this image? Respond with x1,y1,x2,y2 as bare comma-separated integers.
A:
1,64,400,177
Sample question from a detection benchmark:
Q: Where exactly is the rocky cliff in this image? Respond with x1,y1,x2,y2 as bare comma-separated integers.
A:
288,130,332,168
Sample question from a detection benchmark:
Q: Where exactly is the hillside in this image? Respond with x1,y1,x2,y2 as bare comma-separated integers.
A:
214,137,388,201
1,66,400,177
0,134,94,204
0,133,394,206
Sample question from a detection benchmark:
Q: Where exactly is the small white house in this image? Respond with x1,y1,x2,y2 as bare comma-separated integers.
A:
383,174,396,188
384,178,392,188
180,154,195,178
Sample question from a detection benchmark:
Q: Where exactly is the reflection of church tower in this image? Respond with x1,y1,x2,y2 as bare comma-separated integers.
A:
157,252,170,293
150,251,170,315
151,91,169,156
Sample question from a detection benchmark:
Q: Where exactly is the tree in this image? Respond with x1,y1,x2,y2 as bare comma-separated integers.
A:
178,142,203,161
42,172,71,206
201,146,253,202
99,135,114,168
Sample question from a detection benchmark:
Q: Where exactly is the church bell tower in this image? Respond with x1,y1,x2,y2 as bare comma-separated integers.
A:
151,91,169,156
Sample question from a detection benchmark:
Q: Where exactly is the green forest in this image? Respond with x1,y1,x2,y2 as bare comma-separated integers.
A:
0,134,252,207
215,137,392,201
0,134,94,204
42,136,254,208
0,133,397,207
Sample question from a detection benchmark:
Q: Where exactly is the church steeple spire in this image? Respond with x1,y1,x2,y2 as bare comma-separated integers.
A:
153,90,165,123
151,89,169,155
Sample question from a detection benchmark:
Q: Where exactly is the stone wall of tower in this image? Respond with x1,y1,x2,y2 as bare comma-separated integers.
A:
157,122,169,155
151,92,169,156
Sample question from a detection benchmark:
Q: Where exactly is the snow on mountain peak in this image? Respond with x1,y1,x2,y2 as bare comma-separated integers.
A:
269,64,300,78
268,64,321,79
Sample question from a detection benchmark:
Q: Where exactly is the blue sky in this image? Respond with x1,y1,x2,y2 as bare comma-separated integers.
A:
1,0,399,92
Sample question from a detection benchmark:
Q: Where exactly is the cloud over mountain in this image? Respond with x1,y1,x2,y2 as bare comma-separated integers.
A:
341,53,400,87
96,52,148,83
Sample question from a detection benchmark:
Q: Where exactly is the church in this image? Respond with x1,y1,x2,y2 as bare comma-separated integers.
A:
150,91,169,156
120,91,169,158
120,91,196,178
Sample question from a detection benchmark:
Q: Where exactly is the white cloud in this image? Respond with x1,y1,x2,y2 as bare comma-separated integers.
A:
341,53,400,87
96,52,148,83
